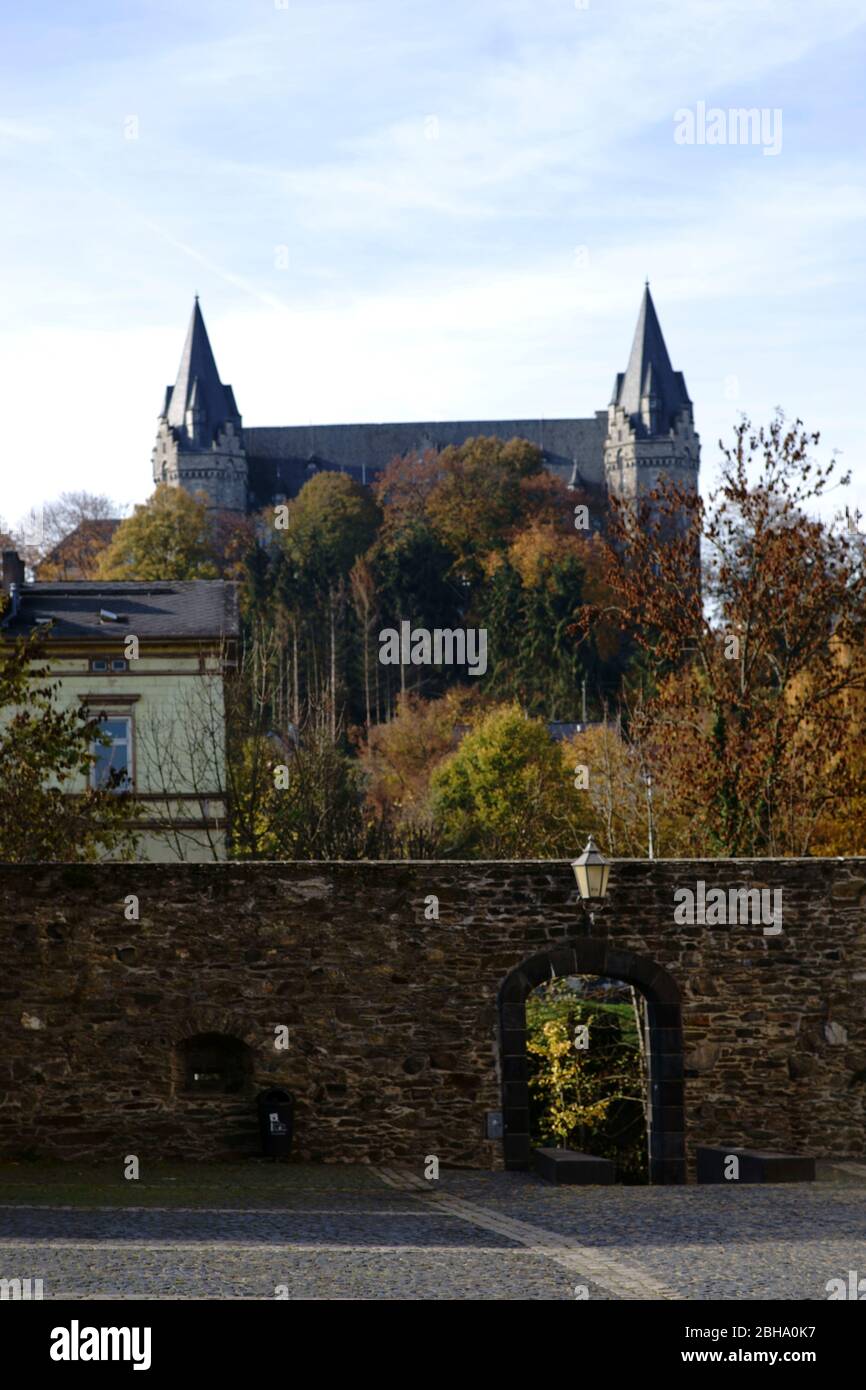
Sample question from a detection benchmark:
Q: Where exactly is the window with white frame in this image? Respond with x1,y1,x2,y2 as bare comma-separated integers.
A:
90,716,133,791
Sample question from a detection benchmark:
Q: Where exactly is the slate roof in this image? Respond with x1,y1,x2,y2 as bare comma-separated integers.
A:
164,299,241,440
2,580,239,642
610,285,691,435
245,413,608,507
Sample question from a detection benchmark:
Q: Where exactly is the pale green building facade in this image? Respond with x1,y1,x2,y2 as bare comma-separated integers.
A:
1,552,238,862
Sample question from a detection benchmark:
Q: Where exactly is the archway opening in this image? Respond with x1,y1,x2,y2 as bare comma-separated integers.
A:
499,940,685,1184
527,973,649,1184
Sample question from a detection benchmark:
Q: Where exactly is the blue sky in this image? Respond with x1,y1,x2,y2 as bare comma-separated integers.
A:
1,0,865,528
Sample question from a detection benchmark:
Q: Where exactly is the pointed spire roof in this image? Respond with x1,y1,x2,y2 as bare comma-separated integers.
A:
611,285,690,435
164,298,241,440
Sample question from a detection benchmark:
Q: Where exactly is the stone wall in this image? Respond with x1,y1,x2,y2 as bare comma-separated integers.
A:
1,859,863,1174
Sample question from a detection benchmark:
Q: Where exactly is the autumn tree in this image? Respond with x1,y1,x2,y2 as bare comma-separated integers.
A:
527,977,647,1178
579,414,866,856
231,699,381,860
370,441,615,713
562,698,694,858
16,492,121,579
373,446,440,523
349,555,379,727
283,472,381,584
430,703,591,856
96,484,219,580
368,450,464,709
231,437,631,746
275,471,381,737
358,690,484,852
527,1016,618,1148
0,631,137,861
479,524,624,718
425,435,564,583
3,491,119,578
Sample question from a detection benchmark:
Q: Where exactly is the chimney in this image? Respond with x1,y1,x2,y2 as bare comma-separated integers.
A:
1,550,25,594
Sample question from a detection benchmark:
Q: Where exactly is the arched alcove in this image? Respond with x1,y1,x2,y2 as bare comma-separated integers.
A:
498,938,685,1183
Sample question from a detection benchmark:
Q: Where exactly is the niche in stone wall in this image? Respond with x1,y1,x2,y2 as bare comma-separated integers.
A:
175,1033,252,1097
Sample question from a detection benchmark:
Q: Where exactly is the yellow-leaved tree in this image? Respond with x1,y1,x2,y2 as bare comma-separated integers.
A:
96,484,219,580
527,1017,614,1148
430,702,590,856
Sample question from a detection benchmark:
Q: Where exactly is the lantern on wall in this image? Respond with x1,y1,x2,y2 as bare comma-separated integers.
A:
570,835,610,902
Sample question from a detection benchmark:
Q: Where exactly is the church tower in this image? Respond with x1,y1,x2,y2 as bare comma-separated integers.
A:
152,298,248,513
604,285,699,520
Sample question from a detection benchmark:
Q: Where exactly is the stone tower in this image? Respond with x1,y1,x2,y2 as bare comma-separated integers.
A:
152,298,248,513
604,285,699,521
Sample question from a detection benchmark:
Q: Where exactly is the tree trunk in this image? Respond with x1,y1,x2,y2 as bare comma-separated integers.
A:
329,590,337,742
363,598,371,728
292,622,299,727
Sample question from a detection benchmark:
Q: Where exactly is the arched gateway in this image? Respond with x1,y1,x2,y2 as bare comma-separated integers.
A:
498,937,686,1183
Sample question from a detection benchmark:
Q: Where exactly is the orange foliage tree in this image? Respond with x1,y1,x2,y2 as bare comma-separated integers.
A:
578,414,866,857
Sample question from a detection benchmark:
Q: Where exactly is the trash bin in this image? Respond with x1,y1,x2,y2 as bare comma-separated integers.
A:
257,1088,295,1159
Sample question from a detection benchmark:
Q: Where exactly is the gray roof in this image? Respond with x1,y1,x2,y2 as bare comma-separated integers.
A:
2,580,239,642
164,299,241,440
245,413,608,506
611,285,691,435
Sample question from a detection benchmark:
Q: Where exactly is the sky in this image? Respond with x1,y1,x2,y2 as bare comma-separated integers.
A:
1,0,865,531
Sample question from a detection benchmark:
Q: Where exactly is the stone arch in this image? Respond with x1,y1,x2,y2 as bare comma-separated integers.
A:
165,1011,260,1101
498,937,685,1184
163,1010,259,1050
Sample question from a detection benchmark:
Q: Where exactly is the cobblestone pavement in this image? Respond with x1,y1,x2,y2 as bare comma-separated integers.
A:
1,1166,863,1300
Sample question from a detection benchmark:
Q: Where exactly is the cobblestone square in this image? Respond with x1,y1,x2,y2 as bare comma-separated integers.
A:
1,1164,863,1301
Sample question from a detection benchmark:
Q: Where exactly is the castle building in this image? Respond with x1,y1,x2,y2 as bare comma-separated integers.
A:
153,285,699,517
